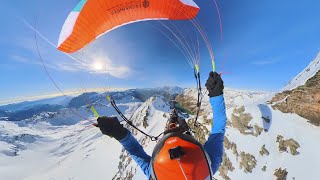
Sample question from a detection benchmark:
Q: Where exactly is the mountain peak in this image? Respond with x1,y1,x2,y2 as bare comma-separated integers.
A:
130,95,170,127
283,52,320,91
271,52,320,125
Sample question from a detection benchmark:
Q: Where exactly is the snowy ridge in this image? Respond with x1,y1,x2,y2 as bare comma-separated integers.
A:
182,88,320,180
114,95,171,179
0,88,180,180
0,96,73,111
1,88,319,180
182,88,271,110
283,52,320,91
0,96,141,180
113,88,320,180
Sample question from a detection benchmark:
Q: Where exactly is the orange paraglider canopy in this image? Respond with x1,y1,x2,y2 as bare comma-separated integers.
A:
57,0,200,53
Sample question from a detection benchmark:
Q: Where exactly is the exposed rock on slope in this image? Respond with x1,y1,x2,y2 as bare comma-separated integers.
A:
230,106,264,137
271,70,320,125
283,52,320,91
239,152,257,173
218,153,235,180
274,168,288,180
224,136,239,157
231,106,253,135
271,53,320,126
259,144,269,156
276,135,300,155
187,118,210,144
3,86,320,180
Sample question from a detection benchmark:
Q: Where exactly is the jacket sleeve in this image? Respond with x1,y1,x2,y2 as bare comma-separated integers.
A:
204,94,227,175
119,132,151,177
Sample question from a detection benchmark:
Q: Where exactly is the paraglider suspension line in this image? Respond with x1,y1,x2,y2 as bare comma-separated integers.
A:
108,68,203,140
33,17,88,121
110,99,162,141
193,70,202,127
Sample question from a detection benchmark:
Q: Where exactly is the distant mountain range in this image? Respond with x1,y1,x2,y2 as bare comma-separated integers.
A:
0,87,183,121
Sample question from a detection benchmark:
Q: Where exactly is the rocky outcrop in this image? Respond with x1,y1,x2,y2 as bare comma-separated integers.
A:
239,152,257,173
202,114,212,125
274,168,288,180
231,106,253,135
271,70,320,126
253,124,263,137
219,153,235,180
113,149,136,180
276,135,300,155
224,136,239,157
259,144,270,156
142,107,150,128
187,118,210,144
231,106,264,137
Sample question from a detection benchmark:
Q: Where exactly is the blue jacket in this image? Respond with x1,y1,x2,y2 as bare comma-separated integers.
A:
119,95,227,178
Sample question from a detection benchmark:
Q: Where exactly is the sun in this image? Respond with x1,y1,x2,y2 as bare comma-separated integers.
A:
93,62,104,71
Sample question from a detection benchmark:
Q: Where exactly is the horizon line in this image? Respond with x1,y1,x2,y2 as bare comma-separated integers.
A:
0,87,129,106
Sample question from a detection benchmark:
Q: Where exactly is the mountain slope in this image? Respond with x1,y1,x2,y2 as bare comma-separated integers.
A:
177,89,320,180
0,92,142,180
0,85,319,180
0,88,180,180
271,53,320,126
113,95,171,180
107,87,320,180
283,52,320,91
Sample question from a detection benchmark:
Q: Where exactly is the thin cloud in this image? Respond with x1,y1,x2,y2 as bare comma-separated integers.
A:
10,54,83,72
11,55,31,64
19,18,132,79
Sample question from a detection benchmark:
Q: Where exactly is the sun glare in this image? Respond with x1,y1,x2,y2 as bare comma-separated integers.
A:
93,62,104,71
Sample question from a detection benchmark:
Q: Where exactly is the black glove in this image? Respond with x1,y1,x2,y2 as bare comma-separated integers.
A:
95,116,128,140
205,72,224,97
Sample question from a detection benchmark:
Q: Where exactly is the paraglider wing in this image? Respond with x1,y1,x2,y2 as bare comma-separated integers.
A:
57,0,200,53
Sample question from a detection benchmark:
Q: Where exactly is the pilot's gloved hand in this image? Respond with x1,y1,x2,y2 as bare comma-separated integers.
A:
205,72,224,97
95,116,128,140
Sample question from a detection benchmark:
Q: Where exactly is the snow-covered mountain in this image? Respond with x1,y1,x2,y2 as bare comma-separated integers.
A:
0,95,73,111
283,52,320,91
271,53,320,126
171,87,319,180
0,78,319,180
0,87,183,122
0,87,181,180
0,91,143,180
114,95,171,180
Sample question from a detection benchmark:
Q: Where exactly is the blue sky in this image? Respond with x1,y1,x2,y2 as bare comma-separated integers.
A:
1,0,320,103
